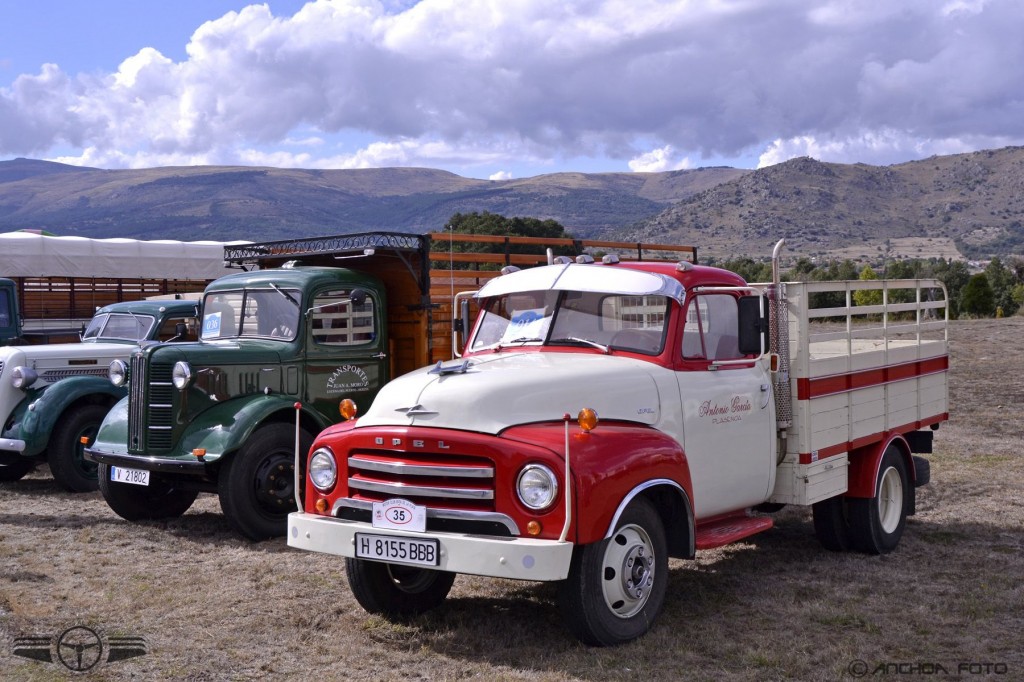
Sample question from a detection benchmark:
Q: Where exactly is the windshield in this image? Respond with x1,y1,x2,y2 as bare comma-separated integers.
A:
201,288,302,340
82,312,156,342
470,289,669,355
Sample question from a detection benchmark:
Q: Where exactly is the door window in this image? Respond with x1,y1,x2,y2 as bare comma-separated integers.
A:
310,289,377,346
682,294,743,361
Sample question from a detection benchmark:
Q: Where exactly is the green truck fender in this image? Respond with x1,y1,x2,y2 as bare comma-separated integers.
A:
177,394,330,463
16,376,126,457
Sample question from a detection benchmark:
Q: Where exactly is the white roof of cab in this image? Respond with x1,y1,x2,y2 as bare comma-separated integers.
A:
476,263,685,304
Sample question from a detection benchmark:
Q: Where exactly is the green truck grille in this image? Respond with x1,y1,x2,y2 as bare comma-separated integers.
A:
128,356,174,453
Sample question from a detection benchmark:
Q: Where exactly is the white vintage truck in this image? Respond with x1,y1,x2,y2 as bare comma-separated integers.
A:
286,240,949,645
0,298,199,490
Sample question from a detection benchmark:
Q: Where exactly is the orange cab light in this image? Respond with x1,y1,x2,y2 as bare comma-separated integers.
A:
339,398,358,420
314,498,330,514
192,448,207,459
526,521,542,536
577,408,599,433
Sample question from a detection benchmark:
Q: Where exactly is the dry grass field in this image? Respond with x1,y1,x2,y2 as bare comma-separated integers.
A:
2,317,1022,681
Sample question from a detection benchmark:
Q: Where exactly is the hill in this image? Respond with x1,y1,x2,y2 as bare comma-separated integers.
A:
0,160,746,242
627,147,1024,261
4,147,1024,263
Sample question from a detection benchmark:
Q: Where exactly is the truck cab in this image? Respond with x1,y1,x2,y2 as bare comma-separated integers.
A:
86,266,391,540
0,298,199,489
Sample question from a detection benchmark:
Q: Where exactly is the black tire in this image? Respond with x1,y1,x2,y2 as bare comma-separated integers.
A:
558,497,668,646
345,558,456,617
0,459,35,482
48,404,107,492
812,495,852,552
98,464,198,521
218,422,312,541
848,446,911,555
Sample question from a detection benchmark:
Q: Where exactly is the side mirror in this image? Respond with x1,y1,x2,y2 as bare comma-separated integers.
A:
737,295,770,355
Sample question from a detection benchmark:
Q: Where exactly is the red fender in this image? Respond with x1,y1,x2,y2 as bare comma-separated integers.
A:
846,432,915,498
503,421,694,546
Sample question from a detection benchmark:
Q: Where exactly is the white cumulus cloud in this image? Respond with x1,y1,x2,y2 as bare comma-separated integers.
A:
3,0,1024,173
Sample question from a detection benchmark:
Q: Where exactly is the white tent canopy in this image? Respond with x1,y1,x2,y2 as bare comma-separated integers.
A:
0,232,247,279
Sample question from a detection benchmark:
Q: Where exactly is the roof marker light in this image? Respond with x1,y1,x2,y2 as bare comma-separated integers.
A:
575,254,595,264
602,254,620,264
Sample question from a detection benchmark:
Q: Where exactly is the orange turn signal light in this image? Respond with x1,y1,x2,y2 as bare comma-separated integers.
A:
526,521,542,536
340,398,358,421
192,448,207,459
577,408,599,432
79,436,91,445
314,498,329,514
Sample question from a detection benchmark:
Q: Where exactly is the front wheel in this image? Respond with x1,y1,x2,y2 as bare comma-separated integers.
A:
48,404,106,492
848,445,911,554
218,423,312,541
98,464,198,520
345,558,456,617
558,497,668,646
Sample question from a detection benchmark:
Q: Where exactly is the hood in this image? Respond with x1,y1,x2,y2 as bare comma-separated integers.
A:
0,341,140,374
355,352,666,435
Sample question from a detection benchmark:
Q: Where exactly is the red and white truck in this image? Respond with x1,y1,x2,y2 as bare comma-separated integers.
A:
286,240,949,645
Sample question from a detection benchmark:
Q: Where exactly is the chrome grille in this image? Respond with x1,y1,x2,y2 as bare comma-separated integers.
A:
347,452,495,511
128,354,146,451
128,355,175,452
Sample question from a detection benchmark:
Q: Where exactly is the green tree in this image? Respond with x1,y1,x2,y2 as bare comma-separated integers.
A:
931,259,971,319
438,212,577,269
985,257,1019,316
853,265,883,307
960,273,996,318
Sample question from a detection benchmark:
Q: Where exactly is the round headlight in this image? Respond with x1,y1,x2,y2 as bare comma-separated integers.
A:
171,361,193,390
309,447,337,492
516,463,558,511
11,366,38,389
109,359,128,387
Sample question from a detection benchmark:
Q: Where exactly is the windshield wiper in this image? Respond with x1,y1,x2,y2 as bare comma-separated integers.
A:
269,283,299,307
495,336,543,350
551,336,610,354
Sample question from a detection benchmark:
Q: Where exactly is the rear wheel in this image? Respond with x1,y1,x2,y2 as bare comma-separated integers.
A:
345,558,456,617
849,445,911,554
0,459,34,482
218,423,312,541
558,497,668,646
48,404,106,492
98,464,198,520
812,495,851,552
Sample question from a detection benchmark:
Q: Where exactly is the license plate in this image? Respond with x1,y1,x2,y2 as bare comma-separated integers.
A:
355,533,440,567
110,466,150,486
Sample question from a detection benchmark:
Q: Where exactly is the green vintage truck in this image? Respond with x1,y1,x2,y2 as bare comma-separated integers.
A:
0,298,199,490
85,232,693,540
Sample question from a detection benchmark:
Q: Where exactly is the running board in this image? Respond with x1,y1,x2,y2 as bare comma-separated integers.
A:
695,514,774,550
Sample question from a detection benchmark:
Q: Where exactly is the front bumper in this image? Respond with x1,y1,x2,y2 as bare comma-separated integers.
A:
84,447,212,475
287,512,574,582
0,437,26,453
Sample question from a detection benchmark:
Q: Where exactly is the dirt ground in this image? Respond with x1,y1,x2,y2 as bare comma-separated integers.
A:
1,317,1022,681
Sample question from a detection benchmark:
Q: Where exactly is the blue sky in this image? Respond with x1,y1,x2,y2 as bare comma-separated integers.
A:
2,0,1023,180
